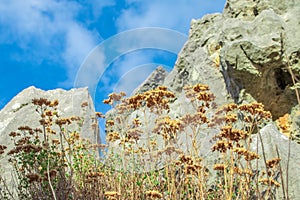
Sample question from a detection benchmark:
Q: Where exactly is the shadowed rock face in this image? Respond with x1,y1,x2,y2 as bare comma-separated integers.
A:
220,2,300,119
0,86,98,191
165,0,300,119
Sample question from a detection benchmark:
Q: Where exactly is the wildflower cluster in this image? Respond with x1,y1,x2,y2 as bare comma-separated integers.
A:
0,83,288,200
103,86,178,171
0,98,102,200
104,86,175,115
145,190,163,199
210,101,283,199
153,116,182,143
276,113,291,137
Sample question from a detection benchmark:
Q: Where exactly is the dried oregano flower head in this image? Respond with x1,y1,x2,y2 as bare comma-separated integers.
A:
146,190,163,199
103,92,126,105
266,158,281,168
0,145,7,155
32,98,51,107
183,84,215,103
212,140,233,153
238,102,272,120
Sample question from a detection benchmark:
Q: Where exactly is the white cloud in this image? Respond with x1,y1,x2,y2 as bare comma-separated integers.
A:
114,64,158,95
73,47,107,99
0,0,108,86
0,0,77,48
117,0,226,33
96,51,153,94
87,0,115,18
62,24,99,82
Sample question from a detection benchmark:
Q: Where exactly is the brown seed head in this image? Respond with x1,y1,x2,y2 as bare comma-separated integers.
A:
146,190,163,199
32,98,51,107
212,140,233,153
259,178,280,187
213,163,226,171
26,173,42,183
266,158,281,168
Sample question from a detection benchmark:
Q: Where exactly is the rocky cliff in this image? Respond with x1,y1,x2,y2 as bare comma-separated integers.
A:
105,0,300,198
1,0,299,198
167,0,300,119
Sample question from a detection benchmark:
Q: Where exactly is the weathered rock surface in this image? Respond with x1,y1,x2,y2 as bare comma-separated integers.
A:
106,0,300,130
290,105,300,143
250,124,300,199
105,0,300,198
199,124,300,199
133,66,168,94
167,0,300,119
0,86,98,190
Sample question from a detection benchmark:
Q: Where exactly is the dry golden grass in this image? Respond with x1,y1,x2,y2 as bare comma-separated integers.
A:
0,84,288,200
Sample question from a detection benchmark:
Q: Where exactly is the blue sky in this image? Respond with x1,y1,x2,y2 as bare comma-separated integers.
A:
0,0,226,113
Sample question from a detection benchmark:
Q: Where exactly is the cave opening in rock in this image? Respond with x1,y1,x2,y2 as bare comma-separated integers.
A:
274,68,293,91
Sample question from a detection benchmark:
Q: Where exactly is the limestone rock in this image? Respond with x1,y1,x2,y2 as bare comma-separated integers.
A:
251,124,300,199
0,86,99,191
220,6,300,119
104,0,300,197
133,66,168,94
167,0,300,119
223,0,297,20
106,0,300,125
288,105,300,143
106,0,300,151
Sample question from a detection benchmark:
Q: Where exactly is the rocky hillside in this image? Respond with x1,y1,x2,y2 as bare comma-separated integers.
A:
0,0,299,198
105,0,300,198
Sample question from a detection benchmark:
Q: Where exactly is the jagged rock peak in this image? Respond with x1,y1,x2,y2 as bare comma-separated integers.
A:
1,86,91,111
133,66,168,94
0,86,97,140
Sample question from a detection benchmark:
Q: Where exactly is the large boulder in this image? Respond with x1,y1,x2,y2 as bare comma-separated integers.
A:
0,86,99,191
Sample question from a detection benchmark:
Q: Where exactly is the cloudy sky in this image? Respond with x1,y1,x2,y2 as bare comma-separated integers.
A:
0,0,226,112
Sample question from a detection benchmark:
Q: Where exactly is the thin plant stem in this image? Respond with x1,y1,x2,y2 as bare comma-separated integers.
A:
47,154,57,200
255,132,262,199
275,145,286,199
286,137,291,200
257,127,271,198
287,65,300,104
